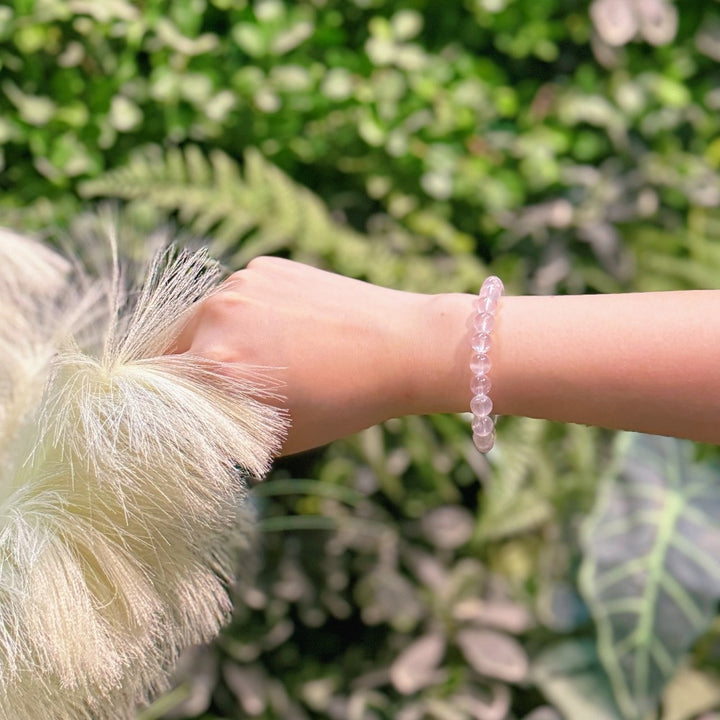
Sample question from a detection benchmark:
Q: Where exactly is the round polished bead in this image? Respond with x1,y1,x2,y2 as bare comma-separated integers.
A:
475,295,498,314
473,431,495,453
470,353,491,375
470,393,493,416
470,276,502,455
471,332,491,354
474,312,494,334
471,374,492,395
472,415,495,436
484,282,503,301
480,298,498,315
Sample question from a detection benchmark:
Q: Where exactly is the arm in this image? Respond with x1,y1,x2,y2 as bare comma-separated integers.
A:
491,291,720,444
172,257,720,454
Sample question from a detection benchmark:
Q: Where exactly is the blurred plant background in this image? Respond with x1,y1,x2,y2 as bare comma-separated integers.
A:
2,0,720,718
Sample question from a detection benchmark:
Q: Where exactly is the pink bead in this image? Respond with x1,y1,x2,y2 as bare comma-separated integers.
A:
474,312,494,333
470,353,491,375
482,276,503,291
473,432,495,453
471,332,491,354
477,295,498,314
470,275,502,454
483,278,503,298
472,415,494,435
470,394,493,416
471,374,491,395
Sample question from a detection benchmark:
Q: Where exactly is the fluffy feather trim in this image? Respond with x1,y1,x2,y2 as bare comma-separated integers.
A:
0,229,285,719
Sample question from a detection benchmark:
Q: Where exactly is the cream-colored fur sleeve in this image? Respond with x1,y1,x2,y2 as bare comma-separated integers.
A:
0,231,285,719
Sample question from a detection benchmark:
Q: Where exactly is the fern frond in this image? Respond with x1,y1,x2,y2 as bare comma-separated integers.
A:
476,418,554,542
80,145,488,293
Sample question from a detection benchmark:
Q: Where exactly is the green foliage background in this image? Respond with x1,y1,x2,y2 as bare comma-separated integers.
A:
2,1,720,718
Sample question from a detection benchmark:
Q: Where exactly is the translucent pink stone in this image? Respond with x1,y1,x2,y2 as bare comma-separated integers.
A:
473,432,495,453
483,278,503,298
477,295,498,314
474,312,494,333
471,332,491,354
470,394,493,416
469,275,502,454
470,353,491,375
472,415,494,435
471,374,491,395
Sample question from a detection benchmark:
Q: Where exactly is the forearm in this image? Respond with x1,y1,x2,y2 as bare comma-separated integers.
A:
422,290,720,444
176,258,720,454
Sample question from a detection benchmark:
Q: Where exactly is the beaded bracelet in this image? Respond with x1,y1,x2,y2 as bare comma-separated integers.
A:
470,276,503,453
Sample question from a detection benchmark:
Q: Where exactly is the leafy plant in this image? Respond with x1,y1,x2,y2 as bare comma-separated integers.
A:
581,434,720,719
80,144,488,293
3,1,720,718
532,640,623,720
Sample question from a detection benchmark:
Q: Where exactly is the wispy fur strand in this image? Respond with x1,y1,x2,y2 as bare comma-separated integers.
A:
0,229,285,719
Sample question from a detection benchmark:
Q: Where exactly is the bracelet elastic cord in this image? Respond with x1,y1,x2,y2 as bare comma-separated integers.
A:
470,276,503,453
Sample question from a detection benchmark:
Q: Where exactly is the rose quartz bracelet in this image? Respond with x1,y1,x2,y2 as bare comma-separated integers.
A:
470,276,503,453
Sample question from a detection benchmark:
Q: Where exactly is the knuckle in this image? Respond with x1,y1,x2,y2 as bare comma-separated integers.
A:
245,255,278,271
226,269,246,284
197,291,242,321
195,344,235,365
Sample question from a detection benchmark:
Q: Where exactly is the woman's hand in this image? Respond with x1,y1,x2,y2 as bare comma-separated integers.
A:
171,257,475,455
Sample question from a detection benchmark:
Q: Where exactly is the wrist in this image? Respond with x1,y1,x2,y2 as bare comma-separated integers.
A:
399,289,516,420
401,292,477,416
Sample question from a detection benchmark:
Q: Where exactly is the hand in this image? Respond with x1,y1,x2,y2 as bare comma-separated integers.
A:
171,257,474,455
171,257,428,454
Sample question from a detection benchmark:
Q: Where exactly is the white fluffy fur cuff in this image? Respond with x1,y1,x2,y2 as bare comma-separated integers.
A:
0,231,284,719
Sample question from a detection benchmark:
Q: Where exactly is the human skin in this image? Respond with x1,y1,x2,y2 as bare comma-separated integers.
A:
172,256,720,455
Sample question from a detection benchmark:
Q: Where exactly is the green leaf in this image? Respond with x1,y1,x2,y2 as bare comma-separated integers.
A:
3,81,55,126
580,433,720,720
532,640,623,720
79,144,483,292
136,684,192,720
476,487,551,542
476,418,553,542
232,22,267,57
252,478,365,506
108,95,143,132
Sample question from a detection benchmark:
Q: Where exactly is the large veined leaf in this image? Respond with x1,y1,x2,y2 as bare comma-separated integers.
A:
531,640,622,720
580,433,720,719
